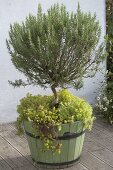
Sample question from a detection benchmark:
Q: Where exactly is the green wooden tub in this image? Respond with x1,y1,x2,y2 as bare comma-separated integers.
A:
24,121,85,167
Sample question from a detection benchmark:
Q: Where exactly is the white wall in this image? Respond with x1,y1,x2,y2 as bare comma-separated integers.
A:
0,0,106,123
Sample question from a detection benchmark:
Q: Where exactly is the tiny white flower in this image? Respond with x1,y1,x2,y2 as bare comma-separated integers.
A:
99,92,101,96
97,97,100,101
103,107,107,111
102,80,106,83
98,101,102,106
110,99,113,102
95,103,98,107
103,97,107,101
106,70,108,74
106,100,109,105
98,103,103,110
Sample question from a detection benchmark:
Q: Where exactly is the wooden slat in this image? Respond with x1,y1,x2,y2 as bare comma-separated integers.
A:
13,164,39,170
86,128,113,152
94,118,113,133
81,151,113,170
26,136,38,161
93,123,113,139
67,122,85,162
66,163,89,170
60,124,70,163
0,124,31,158
0,156,12,170
0,123,39,169
84,137,113,168
0,136,33,169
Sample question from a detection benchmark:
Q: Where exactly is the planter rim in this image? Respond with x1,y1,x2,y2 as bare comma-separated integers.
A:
23,120,85,140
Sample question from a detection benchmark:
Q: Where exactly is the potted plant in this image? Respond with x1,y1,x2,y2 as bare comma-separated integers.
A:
6,3,105,168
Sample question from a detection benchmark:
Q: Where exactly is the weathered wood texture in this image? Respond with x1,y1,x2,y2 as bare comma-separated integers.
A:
24,121,85,165
0,118,113,170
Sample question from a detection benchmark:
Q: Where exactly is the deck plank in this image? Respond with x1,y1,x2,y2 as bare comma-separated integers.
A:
84,137,113,168
0,125,30,157
0,156,12,170
66,163,89,170
80,151,113,170
86,128,113,152
93,123,113,139
94,118,113,131
0,136,37,169
13,164,39,170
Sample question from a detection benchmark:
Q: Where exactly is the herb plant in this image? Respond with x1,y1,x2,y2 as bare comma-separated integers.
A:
7,4,105,105
7,3,105,152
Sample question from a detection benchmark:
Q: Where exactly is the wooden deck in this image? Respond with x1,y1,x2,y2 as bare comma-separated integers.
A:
0,118,113,170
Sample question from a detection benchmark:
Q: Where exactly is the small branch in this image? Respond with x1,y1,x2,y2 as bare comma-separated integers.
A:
8,79,50,88
8,79,31,87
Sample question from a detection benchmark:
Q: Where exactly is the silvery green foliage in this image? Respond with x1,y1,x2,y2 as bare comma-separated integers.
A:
7,4,105,90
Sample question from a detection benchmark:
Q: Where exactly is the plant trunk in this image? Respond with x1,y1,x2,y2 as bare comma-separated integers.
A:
51,85,59,107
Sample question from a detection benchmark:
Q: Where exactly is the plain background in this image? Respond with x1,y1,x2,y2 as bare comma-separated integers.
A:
0,0,106,122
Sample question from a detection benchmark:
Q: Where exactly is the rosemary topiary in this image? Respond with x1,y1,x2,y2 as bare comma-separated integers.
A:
7,3,105,105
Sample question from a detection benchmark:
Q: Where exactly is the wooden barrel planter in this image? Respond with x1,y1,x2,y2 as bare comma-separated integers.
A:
24,121,85,168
